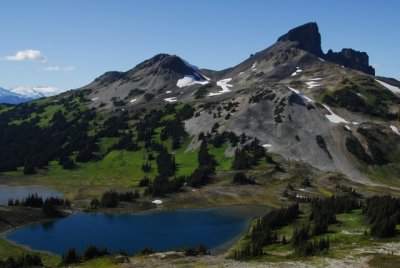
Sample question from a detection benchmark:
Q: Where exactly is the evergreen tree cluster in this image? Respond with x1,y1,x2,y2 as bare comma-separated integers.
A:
183,244,209,256
160,117,186,149
62,246,108,264
363,195,400,238
8,194,70,217
141,162,152,172
90,189,140,208
232,138,266,170
138,177,150,187
109,132,139,152
309,196,361,235
0,99,197,183
0,105,99,172
232,204,299,260
135,104,192,151
292,225,330,256
0,254,42,268
145,175,186,197
187,140,216,188
0,91,102,170
144,139,217,195
156,147,176,178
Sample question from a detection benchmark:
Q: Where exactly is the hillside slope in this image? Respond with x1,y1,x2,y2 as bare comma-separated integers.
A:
1,22,400,190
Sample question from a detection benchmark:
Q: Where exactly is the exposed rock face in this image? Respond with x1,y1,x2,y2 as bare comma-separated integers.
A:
277,22,324,57
278,22,375,75
129,54,203,78
67,21,399,184
94,71,123,86
325,49,375,75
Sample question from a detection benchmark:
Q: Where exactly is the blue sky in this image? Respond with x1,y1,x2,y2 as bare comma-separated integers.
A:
0,0,399,90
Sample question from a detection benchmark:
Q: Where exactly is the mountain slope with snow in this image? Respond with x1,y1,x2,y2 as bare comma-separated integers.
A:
0,86,65,104
0,87,32,104
69,22,400,185
9,86,65,99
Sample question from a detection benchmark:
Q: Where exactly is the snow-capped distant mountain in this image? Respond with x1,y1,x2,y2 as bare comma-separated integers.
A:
0,86,65,104
0,87,32,104
9,86,65,99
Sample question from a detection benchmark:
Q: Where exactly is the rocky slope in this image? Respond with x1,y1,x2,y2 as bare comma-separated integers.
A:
74,22,400,185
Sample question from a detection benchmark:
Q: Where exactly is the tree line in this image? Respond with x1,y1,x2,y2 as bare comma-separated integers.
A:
363,195,400,238
7,194,71,217
0,254,42,268
231,203,299,260
90,189,140,208
62,246,108,264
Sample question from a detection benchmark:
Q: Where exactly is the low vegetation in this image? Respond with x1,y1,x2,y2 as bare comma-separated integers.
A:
230,193,400,262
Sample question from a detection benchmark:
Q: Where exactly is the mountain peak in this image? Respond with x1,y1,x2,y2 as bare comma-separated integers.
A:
277,22,375,75
94,71,123,86
277,22,323,57
135,53,201,76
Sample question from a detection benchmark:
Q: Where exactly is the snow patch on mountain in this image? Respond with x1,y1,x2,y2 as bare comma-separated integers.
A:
322,104,349,124
176,76,209,88
288,87,314,103
164,97,178,103
306,78,322,89
291,67,303,76
390,125,400,136
376,79,400,94
208,78,233,96
176,59,209,88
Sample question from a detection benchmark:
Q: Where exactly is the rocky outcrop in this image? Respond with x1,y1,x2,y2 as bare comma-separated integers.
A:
278,22,375,75
94,71,123,86
325,49,375,75
130,54,202,78
277,22,324,57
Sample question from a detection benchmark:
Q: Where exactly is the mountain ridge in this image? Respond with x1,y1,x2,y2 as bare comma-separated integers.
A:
71,21,400,185
277,22,375,75
1,21,400,190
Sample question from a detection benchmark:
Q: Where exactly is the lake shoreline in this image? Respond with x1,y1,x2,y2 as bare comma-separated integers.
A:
2,204,270,257
0,183,271,257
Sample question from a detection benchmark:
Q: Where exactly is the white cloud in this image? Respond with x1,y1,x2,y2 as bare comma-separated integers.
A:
4,49,47,62
43,65,75,72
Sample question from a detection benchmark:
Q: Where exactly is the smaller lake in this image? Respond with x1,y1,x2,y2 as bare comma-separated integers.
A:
4,206,266,255
0,185,63,205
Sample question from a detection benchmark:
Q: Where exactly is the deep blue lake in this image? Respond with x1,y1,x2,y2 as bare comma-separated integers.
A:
4,206,263,255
